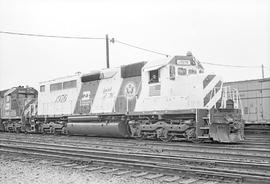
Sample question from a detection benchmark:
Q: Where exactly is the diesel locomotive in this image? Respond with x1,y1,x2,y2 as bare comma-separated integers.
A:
0,52,244,143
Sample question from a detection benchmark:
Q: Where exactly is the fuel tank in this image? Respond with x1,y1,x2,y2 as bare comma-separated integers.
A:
67,116,130,137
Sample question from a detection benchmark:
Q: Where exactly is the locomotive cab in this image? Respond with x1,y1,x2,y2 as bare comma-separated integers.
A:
135,52,214,112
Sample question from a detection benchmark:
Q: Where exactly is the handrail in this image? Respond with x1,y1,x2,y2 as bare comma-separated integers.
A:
221,86,242,110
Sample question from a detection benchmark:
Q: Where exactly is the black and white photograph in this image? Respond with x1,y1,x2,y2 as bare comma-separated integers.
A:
0,0,269,183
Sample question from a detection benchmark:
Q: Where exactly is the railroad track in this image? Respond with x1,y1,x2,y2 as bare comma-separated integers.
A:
0,137,269,183
1,131,270,148
244,124,270,135
1,138,269,164
1,138,270,169
1,133,269,166
1,132,269,157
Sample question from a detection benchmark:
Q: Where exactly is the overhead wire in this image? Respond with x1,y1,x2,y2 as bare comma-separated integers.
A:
112,39,266,69
0,30,169,57
200,62,261,68
0,30,105,40
0,30,268,70
112,39,170,57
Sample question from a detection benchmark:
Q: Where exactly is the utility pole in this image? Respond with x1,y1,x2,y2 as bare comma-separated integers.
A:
261,64,264,79
106,34,110,68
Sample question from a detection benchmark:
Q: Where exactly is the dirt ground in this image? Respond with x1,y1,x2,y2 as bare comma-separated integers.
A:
0,155,153,184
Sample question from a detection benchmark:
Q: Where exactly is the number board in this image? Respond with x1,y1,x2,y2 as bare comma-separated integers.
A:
176,59,190,66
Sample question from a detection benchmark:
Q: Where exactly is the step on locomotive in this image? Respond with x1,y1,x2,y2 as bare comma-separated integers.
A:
0,52,244,143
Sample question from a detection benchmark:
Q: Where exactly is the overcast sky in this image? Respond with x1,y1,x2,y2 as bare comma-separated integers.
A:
0,0,269,90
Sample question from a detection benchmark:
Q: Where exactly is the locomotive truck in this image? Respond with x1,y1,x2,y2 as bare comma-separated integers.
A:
0,52,244,143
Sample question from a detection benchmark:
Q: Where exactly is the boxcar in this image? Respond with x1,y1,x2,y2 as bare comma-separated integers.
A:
224,78,270,125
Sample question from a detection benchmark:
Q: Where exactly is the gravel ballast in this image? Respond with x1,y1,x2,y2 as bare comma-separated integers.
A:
0,155,153,184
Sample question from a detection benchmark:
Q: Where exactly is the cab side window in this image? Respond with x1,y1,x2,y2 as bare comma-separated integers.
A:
178,67,187,75
188,69,197,75
5,95,10,102
149,70,159,83
169,65,175,80
40,85,45,92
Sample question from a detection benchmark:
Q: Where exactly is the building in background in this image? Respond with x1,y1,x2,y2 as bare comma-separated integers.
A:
224,78,270,124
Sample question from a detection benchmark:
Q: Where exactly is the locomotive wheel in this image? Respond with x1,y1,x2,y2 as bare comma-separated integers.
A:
160,135,174,142
49,127,54,134
185,128,203,143
132,128,145,141
53,129,59,135
134,134,146,141
61,127,67,135
42,129,46,134
191,138,204,144
15,128,21,134
159,129,174,142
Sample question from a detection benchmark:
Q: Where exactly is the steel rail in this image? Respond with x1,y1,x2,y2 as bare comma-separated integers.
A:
0,143,269,184
1,133,269,154
1,136,269,162
0,139,269,170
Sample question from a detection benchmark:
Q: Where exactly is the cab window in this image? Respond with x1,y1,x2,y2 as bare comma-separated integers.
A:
199,69,204,74
188,69,197,75
178,67,187,75
149,70,159,83
40,85,45,92
5,95,10,102
169,65,175,80
18,94,27,98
